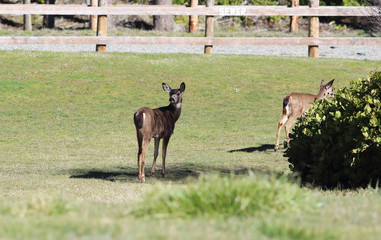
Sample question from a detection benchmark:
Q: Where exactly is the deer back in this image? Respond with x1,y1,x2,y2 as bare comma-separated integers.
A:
284,79,335,118
134,106,180,139
284,92,317,117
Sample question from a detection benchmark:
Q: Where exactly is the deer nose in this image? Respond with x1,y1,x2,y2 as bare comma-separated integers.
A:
170,96,176,103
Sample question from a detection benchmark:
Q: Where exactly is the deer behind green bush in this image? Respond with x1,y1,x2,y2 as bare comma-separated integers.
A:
285,71,381,189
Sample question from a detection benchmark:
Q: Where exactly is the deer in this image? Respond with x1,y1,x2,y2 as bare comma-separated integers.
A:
133,82,186,182
274,79,335,151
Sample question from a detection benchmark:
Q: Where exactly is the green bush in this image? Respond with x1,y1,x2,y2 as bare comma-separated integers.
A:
285,71,381,189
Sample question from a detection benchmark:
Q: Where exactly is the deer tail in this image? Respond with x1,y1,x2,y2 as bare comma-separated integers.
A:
134,111,145,129
283,95,291,118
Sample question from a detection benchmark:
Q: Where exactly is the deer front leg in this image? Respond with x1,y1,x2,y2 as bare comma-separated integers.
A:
161,138,169,178
151,138,160,176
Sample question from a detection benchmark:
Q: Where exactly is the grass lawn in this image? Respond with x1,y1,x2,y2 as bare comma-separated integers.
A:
0,50,381,239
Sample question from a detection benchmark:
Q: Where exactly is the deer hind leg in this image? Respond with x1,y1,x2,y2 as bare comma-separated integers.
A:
161,138,169,178
151,137,160,176
139,137,151,183
275,114,288,151
136,130,143,172
284,116,297,148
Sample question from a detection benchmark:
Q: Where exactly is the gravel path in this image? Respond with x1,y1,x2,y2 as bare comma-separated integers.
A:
1,44,380,60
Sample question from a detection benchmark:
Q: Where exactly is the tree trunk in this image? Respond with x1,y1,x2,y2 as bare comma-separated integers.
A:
43,0,56,29
367,0,381,32
107,0,117,31
153,0,174,31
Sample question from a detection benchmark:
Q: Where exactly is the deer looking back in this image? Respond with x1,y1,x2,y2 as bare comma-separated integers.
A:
133,82,185,182
274,79,335,151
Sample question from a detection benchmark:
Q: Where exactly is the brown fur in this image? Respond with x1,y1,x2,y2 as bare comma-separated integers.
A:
133,82,185,182
274,79,335,151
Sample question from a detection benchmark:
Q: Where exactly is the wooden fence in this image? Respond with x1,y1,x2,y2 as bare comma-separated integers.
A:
0,2,380,57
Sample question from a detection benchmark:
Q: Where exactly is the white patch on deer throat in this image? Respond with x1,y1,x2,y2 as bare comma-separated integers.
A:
175,103,182,109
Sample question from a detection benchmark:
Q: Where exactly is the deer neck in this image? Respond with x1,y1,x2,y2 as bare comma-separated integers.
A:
167,102,182,122
316,89,326,100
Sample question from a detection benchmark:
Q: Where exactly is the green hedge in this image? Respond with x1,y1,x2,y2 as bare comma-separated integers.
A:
285,72,381,189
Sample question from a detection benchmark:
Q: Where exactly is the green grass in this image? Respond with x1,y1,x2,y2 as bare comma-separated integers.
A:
133,173,310,218
1,50,381,239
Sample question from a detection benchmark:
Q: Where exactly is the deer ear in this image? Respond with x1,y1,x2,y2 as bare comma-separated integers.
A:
162,83,171,92
325,79,335,88
320,79,325,87
180,82,186,93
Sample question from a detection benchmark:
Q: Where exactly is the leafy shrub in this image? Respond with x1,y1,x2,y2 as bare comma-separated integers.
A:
285,71,381,189
132,173,310,218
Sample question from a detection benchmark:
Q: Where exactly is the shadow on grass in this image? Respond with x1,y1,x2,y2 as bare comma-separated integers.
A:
69,143,284,183
69,167,137,182
69,164,281,183
69,166,200,183
228,144,275,153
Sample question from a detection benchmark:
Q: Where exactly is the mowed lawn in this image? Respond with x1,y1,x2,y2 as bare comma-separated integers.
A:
0,50,381,239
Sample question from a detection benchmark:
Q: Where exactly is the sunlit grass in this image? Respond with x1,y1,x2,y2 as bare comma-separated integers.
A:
133,173,310,218
0,51,380,239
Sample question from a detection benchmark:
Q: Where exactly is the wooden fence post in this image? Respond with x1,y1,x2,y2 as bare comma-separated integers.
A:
90,0,98,32
189,0,198,33
23,0,32,31
308,0,319,57
290,0,299,32
96,0,107,52
204,0,214,54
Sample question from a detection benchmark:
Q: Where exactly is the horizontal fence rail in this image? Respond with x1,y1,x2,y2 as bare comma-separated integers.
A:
0,4,379,16
1,36,380,46
0,3,380,57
